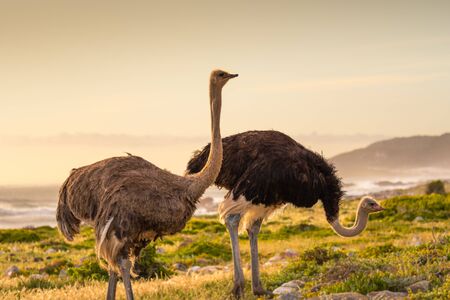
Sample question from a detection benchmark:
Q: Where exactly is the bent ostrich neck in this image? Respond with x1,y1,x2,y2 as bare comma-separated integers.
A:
328,205,369,237
187,83,223,199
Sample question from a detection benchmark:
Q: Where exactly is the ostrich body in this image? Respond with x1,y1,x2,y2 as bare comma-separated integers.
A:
186,130,384,297
56,70,238,300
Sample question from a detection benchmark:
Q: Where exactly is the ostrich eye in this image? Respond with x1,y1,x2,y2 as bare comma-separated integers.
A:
218,72,225,77
370,202,375,206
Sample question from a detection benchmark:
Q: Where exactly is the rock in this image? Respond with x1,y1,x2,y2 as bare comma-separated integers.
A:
156,247,165,254
273,286,298,295
59,269,69,279
195,258,210,265
367,290,408,299
276,292,302,300
199,266,220,274
30,273,49,280
413,216,424,222
33,257,44,262
11,246,20,252
310,284,323,292
407,280,430,293
177,238,193,249
79,256,90,264
283,249,299,258
0,251,5,255
45,248,56,254
4,266,19,277
281,280,305,289
187,266,201,275
172,263,187,272
268,254,284,263
308,292,368,299
410,236,423,247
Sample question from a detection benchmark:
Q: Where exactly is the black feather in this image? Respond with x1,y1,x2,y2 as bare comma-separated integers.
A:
186,130,344,222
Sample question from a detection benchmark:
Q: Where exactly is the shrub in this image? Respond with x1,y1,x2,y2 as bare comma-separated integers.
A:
177,240,231,261
301,246,346,265
181,219,225,234
135,244,172,279
0,226,58,244
371,194,450,221
0,229,40,243
426,180,446,195
67,257,108,281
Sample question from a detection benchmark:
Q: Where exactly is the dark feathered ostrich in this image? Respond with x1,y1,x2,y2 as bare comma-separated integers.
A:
56,70,238,300
186,130,384,297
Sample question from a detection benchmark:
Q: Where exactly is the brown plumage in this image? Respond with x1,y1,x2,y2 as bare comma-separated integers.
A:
56,70,238,300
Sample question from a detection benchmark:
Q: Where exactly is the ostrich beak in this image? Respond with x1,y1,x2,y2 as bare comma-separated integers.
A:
374,205,385,212
226,74,239,79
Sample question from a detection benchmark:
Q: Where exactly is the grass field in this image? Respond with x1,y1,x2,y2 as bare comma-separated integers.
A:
1,194,449,299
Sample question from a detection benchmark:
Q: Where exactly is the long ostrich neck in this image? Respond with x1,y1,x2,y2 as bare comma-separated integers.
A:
187,82,223,199
328,202,369,237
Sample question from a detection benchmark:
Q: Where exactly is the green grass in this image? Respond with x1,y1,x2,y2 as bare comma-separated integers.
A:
0,193,449,299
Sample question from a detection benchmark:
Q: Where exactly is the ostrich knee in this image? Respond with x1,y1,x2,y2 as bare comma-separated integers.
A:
225,214,245,297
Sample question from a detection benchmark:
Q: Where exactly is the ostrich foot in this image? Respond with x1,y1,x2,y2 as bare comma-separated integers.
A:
231,281,245,299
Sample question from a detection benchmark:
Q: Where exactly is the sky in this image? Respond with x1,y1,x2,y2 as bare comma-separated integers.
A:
0,0,449,185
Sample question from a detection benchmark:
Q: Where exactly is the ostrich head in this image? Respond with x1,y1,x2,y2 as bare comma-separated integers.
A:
359,196,384,213
210,69,239,88
329,196,384,237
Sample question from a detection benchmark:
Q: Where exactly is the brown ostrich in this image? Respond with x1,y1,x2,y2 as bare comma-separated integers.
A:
56,70,238,300
186,130,384,297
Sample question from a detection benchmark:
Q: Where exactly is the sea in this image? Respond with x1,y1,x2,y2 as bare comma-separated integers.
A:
0,179,435,229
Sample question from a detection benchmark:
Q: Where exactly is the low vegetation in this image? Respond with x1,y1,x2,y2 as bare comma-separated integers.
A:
0,193,449,299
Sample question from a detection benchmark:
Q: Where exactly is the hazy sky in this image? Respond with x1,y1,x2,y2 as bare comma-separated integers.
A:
1,0,450,184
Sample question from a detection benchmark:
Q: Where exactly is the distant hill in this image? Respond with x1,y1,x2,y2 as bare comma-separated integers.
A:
330,133,450,179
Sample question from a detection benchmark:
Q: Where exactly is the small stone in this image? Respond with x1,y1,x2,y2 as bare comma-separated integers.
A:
310,284,323,292
11,246,20,252
195,258,209,265
4,266,19,277
273,286,298,295
281,280,305,289
407,280,430,293
177,238,193,249
59,269,69,279
410,236,423,247
283,249,299,258
413,216,424,222
33,257,44,262
276,292,302,300
156,247,165,254
308,292,368,300
30,273,49,280
0,251,5,255
199,266,219,274
45,248,56,254
367,290,408,299
172,263,187,271
79,256,89,264
187,266,201,275
268,254,284,263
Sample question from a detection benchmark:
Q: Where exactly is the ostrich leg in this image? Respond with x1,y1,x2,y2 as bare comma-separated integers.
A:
247,218,272,296
106,268,118,300
225,214,245,298
119,258,134,300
